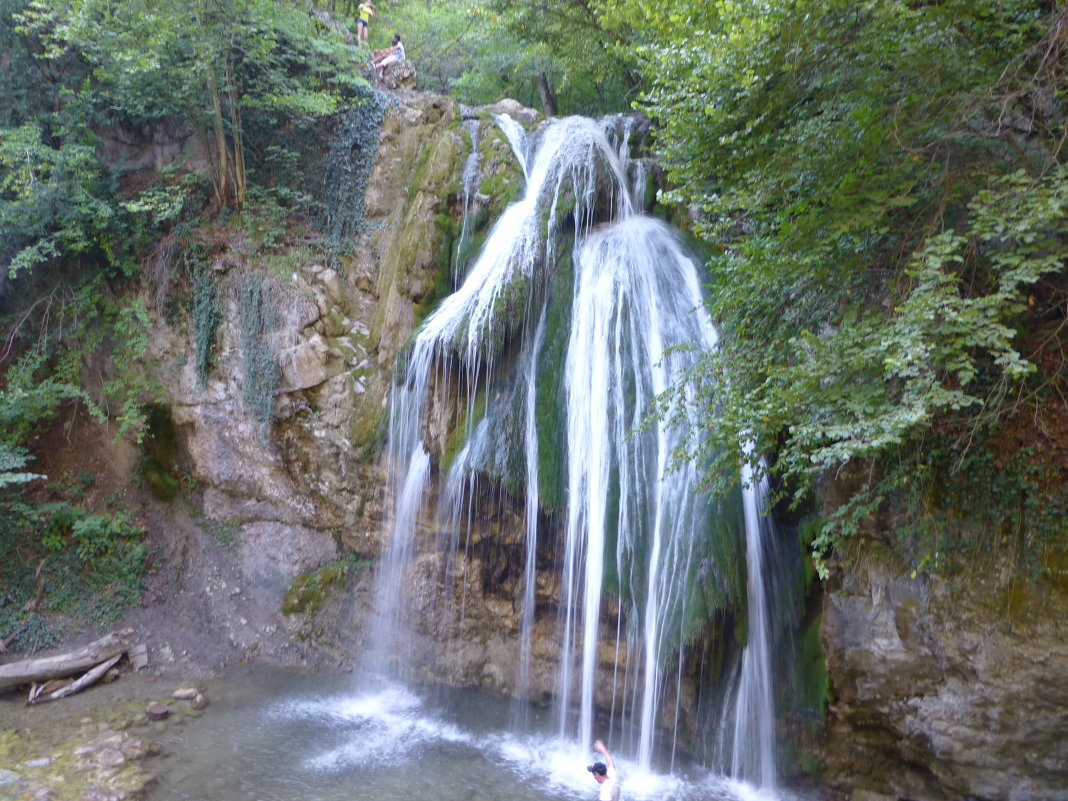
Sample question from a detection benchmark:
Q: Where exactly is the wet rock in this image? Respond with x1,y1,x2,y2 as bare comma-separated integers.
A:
477,99,541,128
171,688,198,700
191,694,209,711
80,787,126,801
145,703,169,722
96,748,126,769
0,768,25,789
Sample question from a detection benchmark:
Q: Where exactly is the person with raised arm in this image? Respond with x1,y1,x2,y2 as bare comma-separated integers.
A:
587,740,621,801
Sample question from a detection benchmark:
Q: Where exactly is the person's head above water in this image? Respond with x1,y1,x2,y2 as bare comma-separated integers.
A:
587,762,609,781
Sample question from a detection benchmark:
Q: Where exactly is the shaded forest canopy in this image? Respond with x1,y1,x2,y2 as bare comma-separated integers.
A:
2,0,1067,647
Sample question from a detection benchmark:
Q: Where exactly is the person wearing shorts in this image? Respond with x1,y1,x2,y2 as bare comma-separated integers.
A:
375,33,405,77
357,1,374,44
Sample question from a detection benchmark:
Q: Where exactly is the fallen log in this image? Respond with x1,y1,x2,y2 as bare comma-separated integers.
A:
28,652,124,704
0,629,134,690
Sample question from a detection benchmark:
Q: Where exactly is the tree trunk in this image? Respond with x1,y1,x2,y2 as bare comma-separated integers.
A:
193,3,231,207
28,653,123,704
537,71,558,118
0,629,134,689
225,53,246,207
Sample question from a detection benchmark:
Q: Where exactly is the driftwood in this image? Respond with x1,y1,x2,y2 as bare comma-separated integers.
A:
28,653,123,705
0,629,134,690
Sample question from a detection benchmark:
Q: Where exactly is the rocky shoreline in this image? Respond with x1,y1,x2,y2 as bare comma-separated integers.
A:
0,670,209,801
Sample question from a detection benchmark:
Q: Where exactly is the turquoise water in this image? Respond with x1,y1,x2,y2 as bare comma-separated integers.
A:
150,668,798,801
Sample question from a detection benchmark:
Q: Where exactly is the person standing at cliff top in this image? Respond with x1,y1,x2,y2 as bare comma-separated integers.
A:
356,0,374,45
587,740,621,801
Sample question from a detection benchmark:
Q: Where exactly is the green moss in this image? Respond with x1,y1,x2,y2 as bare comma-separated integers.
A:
454,228,487,279
1043,544,1068,591
534,247,574,513
407,132,461,203
349,399,388,454
441,384,491,474
795,613,830,718
281,561,348,616
413,254,457,331
476,129,525,218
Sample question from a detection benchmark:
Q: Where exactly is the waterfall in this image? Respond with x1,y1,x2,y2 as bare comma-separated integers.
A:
732,458,778,791
517,308,546,703
559,216,718,767
364,112,780,790
453,111,482,283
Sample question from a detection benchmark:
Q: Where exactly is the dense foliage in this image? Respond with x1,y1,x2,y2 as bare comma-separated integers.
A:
379,0,1068,573
629,0,1068,572
372,0,638,113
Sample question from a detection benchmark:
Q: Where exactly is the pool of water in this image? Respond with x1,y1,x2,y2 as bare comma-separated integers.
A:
151,667,801,801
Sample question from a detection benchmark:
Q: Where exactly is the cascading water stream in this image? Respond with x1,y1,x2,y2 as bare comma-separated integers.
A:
453,111,483,283
719,455,778,791
364,112,782,793
560,216,719,768
517,309,546,703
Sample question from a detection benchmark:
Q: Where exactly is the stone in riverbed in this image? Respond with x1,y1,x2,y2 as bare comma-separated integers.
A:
0,768,24,788
191,693,209,711
171,687,198,700
145,702,169,721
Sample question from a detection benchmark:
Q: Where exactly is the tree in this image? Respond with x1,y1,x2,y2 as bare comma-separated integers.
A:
372,0,638,114
19,0,365,208
0,122,116,280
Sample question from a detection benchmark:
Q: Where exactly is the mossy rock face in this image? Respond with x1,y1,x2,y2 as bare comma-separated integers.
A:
281,562,348,615
476,125,525,219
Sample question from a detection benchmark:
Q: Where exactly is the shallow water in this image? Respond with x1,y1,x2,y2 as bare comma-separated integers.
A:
151,667,801,801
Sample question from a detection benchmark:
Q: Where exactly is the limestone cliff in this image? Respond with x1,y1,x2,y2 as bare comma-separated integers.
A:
817,543,1068,800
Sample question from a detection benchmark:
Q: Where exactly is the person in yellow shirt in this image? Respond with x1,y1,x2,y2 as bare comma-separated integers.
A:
357,1,375,45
